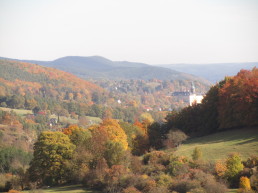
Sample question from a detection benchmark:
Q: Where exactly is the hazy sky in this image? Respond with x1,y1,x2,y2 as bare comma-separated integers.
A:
0,0,257,64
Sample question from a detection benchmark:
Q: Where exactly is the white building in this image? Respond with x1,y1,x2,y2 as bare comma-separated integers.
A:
172,82,204,106
189,94,204,106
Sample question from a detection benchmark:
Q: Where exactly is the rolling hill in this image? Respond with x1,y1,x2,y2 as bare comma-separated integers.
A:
0,59,104,103
1,56,211,84
161,62,258,83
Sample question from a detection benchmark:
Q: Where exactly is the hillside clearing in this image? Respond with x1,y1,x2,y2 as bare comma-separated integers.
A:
0,107,32,116
174,127,258,161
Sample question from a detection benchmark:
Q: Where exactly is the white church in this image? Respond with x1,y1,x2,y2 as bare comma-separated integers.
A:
172,82,204,106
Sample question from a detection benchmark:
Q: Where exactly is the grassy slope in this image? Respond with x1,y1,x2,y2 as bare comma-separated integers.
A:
0,107,102,125
175,127,258,161
0,107,32,116
22,184,99,193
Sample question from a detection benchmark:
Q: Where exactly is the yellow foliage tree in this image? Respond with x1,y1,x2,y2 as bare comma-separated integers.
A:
239,176,251,191
140,112,154,123
96,119,128,150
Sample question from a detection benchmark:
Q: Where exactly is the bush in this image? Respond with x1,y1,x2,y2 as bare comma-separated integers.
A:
192,147,202,161
167,156,189,177
122,186,142,193
170,179,201,193
155,173,173,187
225,153,244,187
143,151,169,166
239,176,251,190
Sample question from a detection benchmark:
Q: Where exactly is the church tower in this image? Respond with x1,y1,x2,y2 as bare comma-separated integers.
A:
190,81,195,94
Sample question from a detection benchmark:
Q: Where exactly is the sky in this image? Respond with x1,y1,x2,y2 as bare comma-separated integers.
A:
0,0,258,64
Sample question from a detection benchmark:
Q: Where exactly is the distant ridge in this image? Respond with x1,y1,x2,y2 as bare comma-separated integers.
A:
160,62,258,83
0,56,211,85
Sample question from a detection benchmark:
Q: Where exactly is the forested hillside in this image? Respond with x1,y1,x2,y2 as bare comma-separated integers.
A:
1,59,257,193
1,56,211,84
164,67,258,136
0,59,103,102
0,59,211,123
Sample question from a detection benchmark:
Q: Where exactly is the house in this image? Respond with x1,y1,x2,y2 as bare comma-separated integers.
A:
171,82,204,106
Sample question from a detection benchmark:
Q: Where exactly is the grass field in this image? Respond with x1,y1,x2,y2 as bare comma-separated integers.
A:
22,184,99,193
227,189,237,193
0,107,102,125
174,127,258,161
0,107,32,116
50,115,102,125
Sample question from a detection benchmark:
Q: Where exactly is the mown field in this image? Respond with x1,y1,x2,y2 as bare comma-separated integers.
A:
22,184,99,193
0,107,102,125
0,107,32,116
175,127,258,161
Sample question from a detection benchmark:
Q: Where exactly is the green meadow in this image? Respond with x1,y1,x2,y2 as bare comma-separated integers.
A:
175,127,258,161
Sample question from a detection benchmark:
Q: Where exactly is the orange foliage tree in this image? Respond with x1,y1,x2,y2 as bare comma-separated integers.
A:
218,68,258,129
98,119,128,150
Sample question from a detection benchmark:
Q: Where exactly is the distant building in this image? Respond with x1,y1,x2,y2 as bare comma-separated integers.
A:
189,94,204,106
171,82,204,106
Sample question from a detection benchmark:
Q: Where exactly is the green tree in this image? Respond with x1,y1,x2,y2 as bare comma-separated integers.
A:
104,141,126,167
148,122,168,150
8,95,25,109
29,131,75,185
225,153,244,187
192,147,202,161
164,129,188,148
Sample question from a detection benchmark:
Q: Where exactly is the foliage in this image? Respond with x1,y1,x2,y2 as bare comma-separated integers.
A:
148,122,168,150
104,141,126,167
63,124,91,146
28,131,75,185
218,69,258,129
164,68,258,137
96,119,128,150
119,121,143,151
192,147,202,161
164,129,188,148
215,160,227,177
0,147,32,173
239,176,251,191
225,153,244,185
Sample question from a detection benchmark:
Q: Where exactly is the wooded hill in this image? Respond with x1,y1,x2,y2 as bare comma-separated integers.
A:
2,56,211,84
164,67,258,137
0,59,104,104
0,58,211,122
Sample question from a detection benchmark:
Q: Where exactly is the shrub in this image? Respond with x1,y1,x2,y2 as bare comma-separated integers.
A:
167,156,189,177
189,169,227,193
148,186,169,193
122,186,142,193
155,173,173,187
143,151,169,166
225,153,244,187
192,147,202,161
130,156,143,174
239,176,251,190
215,160,227,177
164,130,188,148
170,179,201,193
